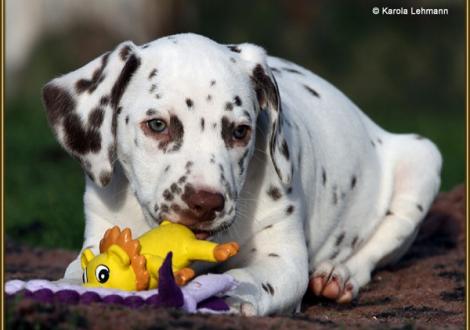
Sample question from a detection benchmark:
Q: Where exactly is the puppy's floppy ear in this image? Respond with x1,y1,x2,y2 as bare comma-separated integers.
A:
233,43,293,186
42,41,141,187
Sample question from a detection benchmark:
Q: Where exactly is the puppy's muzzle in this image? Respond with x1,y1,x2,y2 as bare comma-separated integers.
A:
181,188,225,222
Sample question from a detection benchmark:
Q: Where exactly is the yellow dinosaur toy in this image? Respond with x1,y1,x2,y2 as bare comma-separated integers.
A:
80,221,239,291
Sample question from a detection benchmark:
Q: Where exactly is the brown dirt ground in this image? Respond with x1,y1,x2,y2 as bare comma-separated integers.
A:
4,185,466,330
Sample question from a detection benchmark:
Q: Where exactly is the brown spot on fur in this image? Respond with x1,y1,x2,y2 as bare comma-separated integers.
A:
268,253,280,257
200,118,205,131
63,112,102,154
234,96,242,106
221,116,235,148
99,171,112,186
100,95,110,106
88,107,105,128
417,204,424,212
304,85,320,98
170,183,182,194
351,236,359,248
119,45,132,61
351,175,357,189
286,205,294,215
227,45,241,53
267,185,282,201
110,54,141,109
75,52,110,94
42,84,75,126
163,189,174,201
251,64,279,111
280,140,290,160
148,68,157,79
283,67,302,75
225,102,233,111
332,185,338,205
186,98,194,108
154,115,185,153
336,232,345,246
321,168,327,186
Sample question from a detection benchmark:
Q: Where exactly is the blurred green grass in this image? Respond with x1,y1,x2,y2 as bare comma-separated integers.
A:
5,97,85,250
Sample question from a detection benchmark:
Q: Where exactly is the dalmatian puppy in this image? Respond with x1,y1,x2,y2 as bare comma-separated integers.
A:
42,33,442,316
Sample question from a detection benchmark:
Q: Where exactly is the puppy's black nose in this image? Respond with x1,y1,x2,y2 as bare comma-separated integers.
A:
184,189,225,218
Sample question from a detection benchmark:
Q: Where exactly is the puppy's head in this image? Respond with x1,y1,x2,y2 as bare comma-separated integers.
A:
42,33,292,237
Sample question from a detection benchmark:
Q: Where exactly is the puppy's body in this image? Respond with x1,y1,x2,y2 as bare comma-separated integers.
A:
43,34,442,315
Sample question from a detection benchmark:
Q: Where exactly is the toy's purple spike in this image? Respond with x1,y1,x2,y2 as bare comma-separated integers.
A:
156,252,184,308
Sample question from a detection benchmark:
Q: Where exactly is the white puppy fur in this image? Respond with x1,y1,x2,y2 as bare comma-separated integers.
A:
42,33,442,316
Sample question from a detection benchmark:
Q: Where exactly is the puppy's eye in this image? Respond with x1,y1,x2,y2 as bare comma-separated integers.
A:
233,125,251,140
95,265,110,284
147,119,167,133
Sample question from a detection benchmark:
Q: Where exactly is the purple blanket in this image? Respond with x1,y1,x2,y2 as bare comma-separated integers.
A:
5,253,237,313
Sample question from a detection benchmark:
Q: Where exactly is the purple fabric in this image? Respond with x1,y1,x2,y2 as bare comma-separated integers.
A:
103,295,124,305
33,289,54,303
197,296,230,311
56,290,80,304
124,296,145,308
80,292,102,304
5,252,237,313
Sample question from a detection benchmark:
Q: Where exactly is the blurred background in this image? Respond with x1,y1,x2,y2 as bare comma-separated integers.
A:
5,0,466,249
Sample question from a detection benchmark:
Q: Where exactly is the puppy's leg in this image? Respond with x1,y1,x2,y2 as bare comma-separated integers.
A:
311,136,442,303
62,212,115,283
224,219,309,316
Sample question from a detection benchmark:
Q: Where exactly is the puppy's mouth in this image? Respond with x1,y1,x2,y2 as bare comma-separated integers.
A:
157,211,234,240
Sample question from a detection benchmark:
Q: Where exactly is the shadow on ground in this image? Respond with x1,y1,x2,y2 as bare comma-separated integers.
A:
5,185,466,329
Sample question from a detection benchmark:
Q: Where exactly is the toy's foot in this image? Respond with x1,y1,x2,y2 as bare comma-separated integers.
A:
174,267,195,286
214,242,240,261
309,261,358,304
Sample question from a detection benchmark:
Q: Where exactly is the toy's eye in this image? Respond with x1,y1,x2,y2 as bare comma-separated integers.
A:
82,270,88,284
95,265,110,284
147,119,167,133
